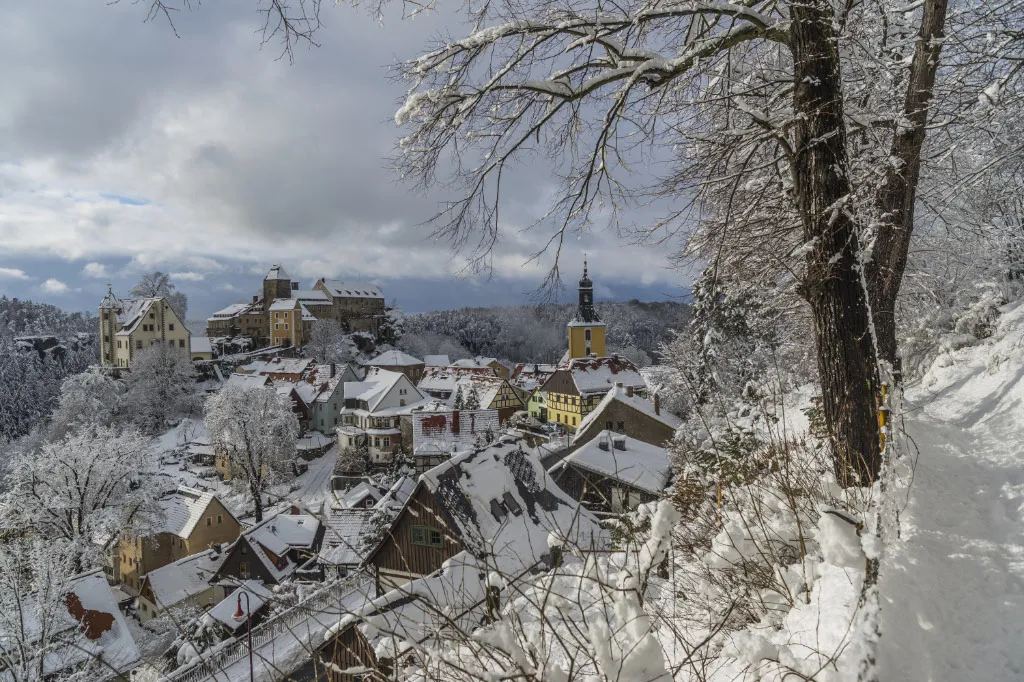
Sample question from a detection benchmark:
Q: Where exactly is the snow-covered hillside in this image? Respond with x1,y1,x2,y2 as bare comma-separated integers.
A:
878,300,1024,679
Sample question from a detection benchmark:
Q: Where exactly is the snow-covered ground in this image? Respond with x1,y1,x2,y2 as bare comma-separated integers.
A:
877,300,1024,680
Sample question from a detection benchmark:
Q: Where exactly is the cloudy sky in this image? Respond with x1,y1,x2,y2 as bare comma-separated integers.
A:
0,1,691,319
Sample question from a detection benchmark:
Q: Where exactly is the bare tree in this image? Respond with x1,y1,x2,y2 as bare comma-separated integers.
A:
130,271,188,322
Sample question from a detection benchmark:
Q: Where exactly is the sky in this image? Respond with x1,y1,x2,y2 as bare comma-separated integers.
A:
0,1,693,319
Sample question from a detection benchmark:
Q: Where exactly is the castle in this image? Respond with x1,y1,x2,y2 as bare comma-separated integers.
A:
205,265,386,349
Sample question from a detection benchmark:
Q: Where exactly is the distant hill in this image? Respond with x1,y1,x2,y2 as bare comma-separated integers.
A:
0,296,97,340
398,300,691,365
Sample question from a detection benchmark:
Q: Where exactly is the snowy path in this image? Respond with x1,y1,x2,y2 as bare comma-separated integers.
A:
877,329,1024,681
290,446,338,506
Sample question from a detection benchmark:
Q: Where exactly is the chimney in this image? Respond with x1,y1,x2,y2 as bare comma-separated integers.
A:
451,411,460,434
654,393,661,415
626,386,634,398
253,295,258,303
330,362,336,378
598,439,610,451
613,437,626,451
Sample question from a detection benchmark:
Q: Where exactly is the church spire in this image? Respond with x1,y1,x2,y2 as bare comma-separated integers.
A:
572,258,600,324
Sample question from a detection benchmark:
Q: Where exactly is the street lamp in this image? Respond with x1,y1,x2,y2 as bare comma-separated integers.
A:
232,591,255,682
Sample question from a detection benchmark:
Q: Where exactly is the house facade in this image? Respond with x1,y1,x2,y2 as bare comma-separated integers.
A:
549,431,672,514
541,355,647,431
98,287,191,368
136,548,225,623
214,512,324,585
337,368,426,463
117,488,241,595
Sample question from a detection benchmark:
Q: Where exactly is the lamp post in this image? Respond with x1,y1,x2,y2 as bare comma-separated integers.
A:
232,591,255,682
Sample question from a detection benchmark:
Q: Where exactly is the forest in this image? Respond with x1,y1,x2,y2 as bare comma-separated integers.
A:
397,300,690,365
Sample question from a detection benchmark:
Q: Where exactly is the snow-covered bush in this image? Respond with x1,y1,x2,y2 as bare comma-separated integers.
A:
125,343,199,434
205,385,299,522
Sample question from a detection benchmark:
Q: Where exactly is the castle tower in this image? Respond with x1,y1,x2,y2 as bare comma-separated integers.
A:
98,284,120,365
262,264,294,314
567,259,606,360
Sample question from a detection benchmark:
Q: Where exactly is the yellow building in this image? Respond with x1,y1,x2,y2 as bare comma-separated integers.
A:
269,298,317,348
539,262,645,431
567,261,606,360
98,286,191,368
117,487,240,595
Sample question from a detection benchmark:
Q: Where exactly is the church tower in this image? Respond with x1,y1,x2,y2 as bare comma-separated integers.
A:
567,259,606,360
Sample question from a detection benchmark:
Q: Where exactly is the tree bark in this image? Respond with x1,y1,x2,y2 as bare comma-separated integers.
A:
791,0,882,485
867,0,949,371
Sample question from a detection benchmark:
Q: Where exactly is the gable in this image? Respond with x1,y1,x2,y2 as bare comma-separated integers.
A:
540,369,579,396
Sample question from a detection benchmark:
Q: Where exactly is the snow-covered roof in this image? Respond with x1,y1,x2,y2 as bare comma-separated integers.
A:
412,409,501,456
191,336,213,354
510,363,558,390
112,297,163,336
246,513,321,554
265,264,291,280
340,481,383,509
415,438,605,565
225,373,273,391
343,368,416,412
209,302,253,319
293,289,331,305
377,476,416,510
555,356,647,396
423,354,451,367
555,431,672,495
320,280,385,299
269,298,300,312
160,487,231,539
418,366,497,394
575,382,681,441
320,508,372,567
446,374,512,410
144,548,224,610
237,357,314,376
369,350,424,367
3,569,142,681
206,581,273,630
452,356,502,370
296,432,333,451
237,513,321,582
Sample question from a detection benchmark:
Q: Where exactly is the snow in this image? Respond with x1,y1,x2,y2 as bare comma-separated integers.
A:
288,445,339,505
553,431,671,494
268,298,299,311
190,336,214,354
224,372,272,391
411,409,501,455
236,357,314,377
874,300,1024,680
206,582,274,629
265,264,290,280
340,481,383,508
144,548,224,610
209,302,257,320
418,365,498,395
558,355,647,396
368,349,424,367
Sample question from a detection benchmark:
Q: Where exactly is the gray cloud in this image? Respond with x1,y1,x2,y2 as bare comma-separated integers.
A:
0,0,688,301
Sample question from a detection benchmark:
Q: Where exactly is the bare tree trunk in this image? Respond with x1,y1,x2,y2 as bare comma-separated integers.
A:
791,0,882,485
868,0,949,372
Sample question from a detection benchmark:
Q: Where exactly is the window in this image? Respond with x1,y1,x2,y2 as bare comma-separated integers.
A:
284,323,289,330
117,340,121,348
275,323,279,330
136,340,143,349
572,416,577,426
206,517,212,526
169,324,175,331
606,421,613,431
383,437,390,447
217,515,223,524
585,328,591,341
240,561,249,578
616,421,625,433
179,339,185,348
412,525,444,548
